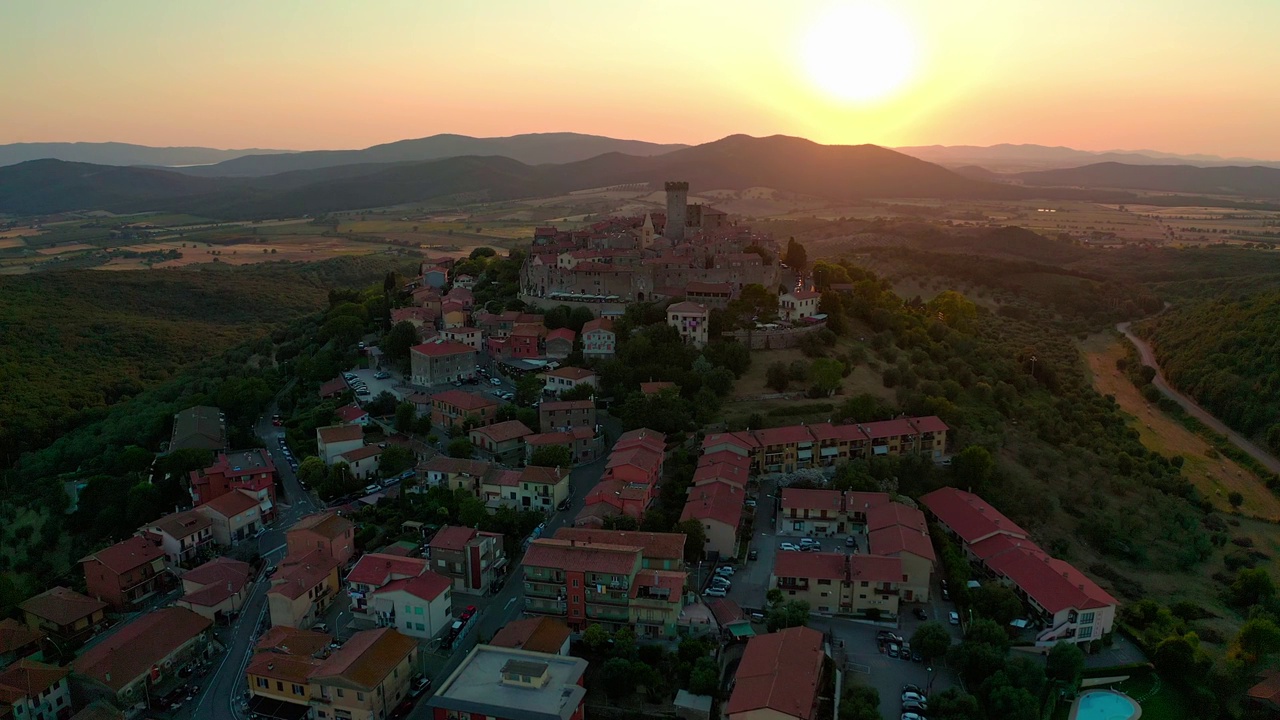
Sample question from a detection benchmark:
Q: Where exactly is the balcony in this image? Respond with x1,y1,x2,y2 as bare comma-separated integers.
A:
524,582,564,599
525,598,567,616
778,579,809,591
585,589,629,605
524,570,565,584
585,605,630,622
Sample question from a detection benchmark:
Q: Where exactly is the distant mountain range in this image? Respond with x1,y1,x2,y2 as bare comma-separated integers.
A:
1011,162,1280,199
895,143,1280,172
0,142,291,169
0,135,1027,218
0,133,687,173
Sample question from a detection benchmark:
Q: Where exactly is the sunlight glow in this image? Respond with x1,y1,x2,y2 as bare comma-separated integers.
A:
800,3,917,103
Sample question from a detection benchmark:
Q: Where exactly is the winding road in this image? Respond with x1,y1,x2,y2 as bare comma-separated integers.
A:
1117,321,1280,475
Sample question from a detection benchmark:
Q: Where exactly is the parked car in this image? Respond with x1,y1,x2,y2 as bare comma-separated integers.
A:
902,700,927,713
490,378,503,386
312,622,328,634
845,536,856,547
886,643,900,658
710,577,731,589
704,587,727,598
877,631,903,643
941,587,951,601
949,611,960,625
271,414,282,427
901,684,923,695
411,676,432,697
901,692,928,704
357,389,371,396
748,549,759,561
557,498,571,511
901,713,924,720
913,607,928,621
364,483,381,495
744,499,757,508
374,371,390,379
460,605,478,621
715,566,735,577
911,649,923,662
799,538,821,547
779,543,800,552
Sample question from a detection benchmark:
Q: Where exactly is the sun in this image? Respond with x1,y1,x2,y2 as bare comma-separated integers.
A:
801,3,917,103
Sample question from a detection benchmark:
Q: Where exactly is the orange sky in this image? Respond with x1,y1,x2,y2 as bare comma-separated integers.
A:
4,0,1279,158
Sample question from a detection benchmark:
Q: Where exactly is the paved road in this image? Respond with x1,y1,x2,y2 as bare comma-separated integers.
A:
1118,321,1280,474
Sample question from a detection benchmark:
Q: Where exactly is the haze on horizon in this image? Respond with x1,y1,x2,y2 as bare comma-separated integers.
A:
4,0,1279,159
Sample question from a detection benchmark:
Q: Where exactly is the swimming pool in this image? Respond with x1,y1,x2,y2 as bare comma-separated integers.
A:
1072,690,1142,720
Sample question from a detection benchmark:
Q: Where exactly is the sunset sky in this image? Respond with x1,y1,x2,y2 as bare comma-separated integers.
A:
5,0,1279,158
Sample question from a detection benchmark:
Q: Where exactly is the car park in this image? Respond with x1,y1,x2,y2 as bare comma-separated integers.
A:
779,542,800,552
704,587,727,598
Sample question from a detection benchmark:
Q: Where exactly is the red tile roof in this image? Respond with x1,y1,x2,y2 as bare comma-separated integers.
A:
0,618,44,656
433,390,500,411
607,446,663,475
859,418,918,440
545,366,595,381
83,535,163,575
270,551,339,600
312,627,417,690
702,432,759,452
546,328,576,343
145,509,212,541
908,416,950,434
754,425,815,447
772,551,847,581
347,553,428,587
699,450,753,470
554,528,686,561
429,526,478,552
73,608,211,691
373,571,451,602
245,651,321,685
290,511,353,540
640,381,676,395
1247,670,1280,705
471,420,533,444
680,483,744,528
848,554,905,584
541,399,594,414
522,539,641,576
490,617,572,655
199,488,260,518
667,301,709,315
521,466,567,485
0,660,70,702
183,557,251,587
786,289,821,301
19,586,106,627
255,626,333,657
725,627,825,720
968,534,1046,563
336,404,369,423
693,462,748,487
340,445,382,463
582,318,614,334
630,569,686,599
844,492,893,513
919,487,1028,544
319,377,348,398
422,457,492,476
614,428,665,452
865,502,927,533
780,488,842,514
526,431,572,447
318,424,364,444
411,340,476,357
986,549,1118,613
868,525,937,562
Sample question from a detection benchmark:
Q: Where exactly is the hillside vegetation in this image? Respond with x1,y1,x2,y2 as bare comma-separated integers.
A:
0,256,413,464
1142,292,1280,455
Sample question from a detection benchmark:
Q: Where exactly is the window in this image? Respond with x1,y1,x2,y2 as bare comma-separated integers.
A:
817,579,831,586
1078,626,1093,639
416,623,425,631
405,604,411,613
572,609,581,617
1079,611,1095,625
337,689,344,698
256,678,269,689
357,693,365,702
414,606,423,615
293,684,306,695
277,682,283,691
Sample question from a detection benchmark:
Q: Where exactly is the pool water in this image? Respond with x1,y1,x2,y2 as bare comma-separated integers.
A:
1075,690,1141,720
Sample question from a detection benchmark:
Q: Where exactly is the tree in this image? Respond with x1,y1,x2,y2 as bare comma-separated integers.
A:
911,621,953,661
458,494,487,528
515,373,543,406
1045,641,1085,690
559,383,595,401
365,391,398,417
583,623,611,654
766,361,790,392
951,445,996,494
529,445,572,468
598,657,637,699
784,238,808,271
394,402,416,433
965,618,1011,654
927,688,982,720
973,583,1025,626
1234,617,1280,665
839,682,880,720
382,321,419,361
948,640,1007,689
766,600,810,631
1229,491,1244,509
297,457,329,488
688,656,719,696
1230,568,1276,607
677,519,706,562
447,438,474,458
1153,632,1206,684
634,661,666,702
378,445,415,476
980,672,1039,720
766,588,784,607
808,358,844,396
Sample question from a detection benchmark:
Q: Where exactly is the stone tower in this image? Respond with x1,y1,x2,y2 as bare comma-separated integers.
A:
664,181,689,241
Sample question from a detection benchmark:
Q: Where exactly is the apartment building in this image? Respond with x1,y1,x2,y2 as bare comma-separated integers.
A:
0,660,71,720
419,457,493,495
771,552,904,618
140,509,214,566
778,489,891,536
196,488,265,546
581,318,616,360
427,526,507,594
368,573,453,640
287,512,356,568
316,425,365,465
680,482,745,559
189,448,277,516
542,367,598,397
518,466,570,512
176,557,252,621
666,301,710,347
430,390,500,430
346,553,429,618
268,551,342,629
19,588,107,648
80,535,167,611
169,405,227,453
724,627,825,720
410,340,479,386
552,529,685,571
428,645,587,720
470,420,534,465
522,538,686,638
702,416,950,474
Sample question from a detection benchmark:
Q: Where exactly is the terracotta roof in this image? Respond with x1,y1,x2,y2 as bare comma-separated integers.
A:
0,660,69,703
754,425,815,447
245,652,321,685
780,488,843,514
145,509,212,541
987,550,1118,614
807,423,868,443
541,399,593,414
554,528,685,561
521,466,567,486
472,420,533,444
319,377,348,397
785,289,821,301
422,457,492,476
919,487,1028,544
82,535,163,575
526,431,572,447
312,627,417,690
347,553,428,587
607,446,663,475
968,534,1046,563
255,626,334,657
0,618,43,656
640,381,676,395
183,557,251,588
630,569,686,599
545,366,595,381
72,608,211,691
318,424,364,444
706,598,746,626
582,318,614,334
373,571,451,602
432,390,500,412
725,627,825,720
270,551,339,600
430,526,479,552
680,483,744,528
908,416,949,434
699,451,753,470
667,301,709,315
199,488,260,518
339,445,383,463
1247,670,1280,705
702,432,759,452
336,404,369,423
773,552,903,585
290,511,353,540
523,539,641,575
69,700,124,720
867,525,937,562
19,586,106,627
845,492,892,513
490,617,571,655
859,418,920,440
865,502,927,533
483,469,522,488
546,328,575,343
614,428,665,452
692,462,748,487
411,340,476,357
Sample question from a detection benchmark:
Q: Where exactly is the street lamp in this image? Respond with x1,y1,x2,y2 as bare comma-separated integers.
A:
926,665,935,695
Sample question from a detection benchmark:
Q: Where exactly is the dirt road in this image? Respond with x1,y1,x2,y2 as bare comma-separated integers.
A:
1118,321,1280,475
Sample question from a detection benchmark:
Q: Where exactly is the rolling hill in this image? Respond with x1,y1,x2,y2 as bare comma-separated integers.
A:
896,143,1280,172
0,141,292,168
1012,162,1280,199
0,134,1030,217
173,132,688,177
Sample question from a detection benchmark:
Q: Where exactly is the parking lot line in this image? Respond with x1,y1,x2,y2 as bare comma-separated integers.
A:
847,663,871,674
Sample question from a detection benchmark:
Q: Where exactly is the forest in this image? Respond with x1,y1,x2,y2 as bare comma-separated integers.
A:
1141,292,1280,455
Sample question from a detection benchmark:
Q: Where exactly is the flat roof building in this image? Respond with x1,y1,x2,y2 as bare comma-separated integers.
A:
428,645,587,720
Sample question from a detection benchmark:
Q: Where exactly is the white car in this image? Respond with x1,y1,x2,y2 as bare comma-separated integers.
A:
715,566,735,577
799,538,821,547
901,714,924,720
364,484,380,495
780,542,800,552
704,587,728,598
949,611,960,625
901,692,927,704
490,378,502,386
710,577,731,589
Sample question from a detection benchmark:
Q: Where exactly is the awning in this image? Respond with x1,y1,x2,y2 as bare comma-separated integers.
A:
247,695,310,720
797,450,813,460
872,446,889,456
